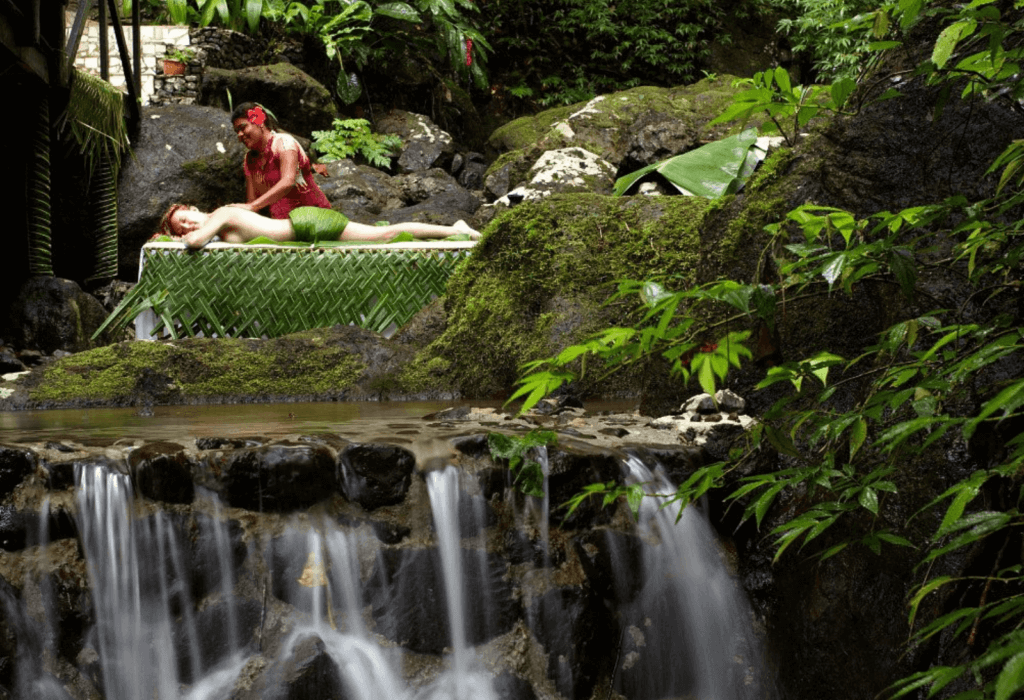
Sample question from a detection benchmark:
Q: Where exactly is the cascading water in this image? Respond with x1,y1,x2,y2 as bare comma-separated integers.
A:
613,454,768,700
1,414,773,700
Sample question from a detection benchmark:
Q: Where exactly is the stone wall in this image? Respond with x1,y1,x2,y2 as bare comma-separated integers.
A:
149,27,267,106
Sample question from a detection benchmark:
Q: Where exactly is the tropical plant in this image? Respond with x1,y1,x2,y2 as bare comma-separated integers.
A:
509,2,1024,697
709,66,862,146
775,0,885,80
487,430,558,498
486,0,752,107
59,70,132,282
310,118,402,168
612,129,768,197
266,0,490,105
28,96,53,277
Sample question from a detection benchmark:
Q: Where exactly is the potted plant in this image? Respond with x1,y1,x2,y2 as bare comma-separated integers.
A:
162,47,195,76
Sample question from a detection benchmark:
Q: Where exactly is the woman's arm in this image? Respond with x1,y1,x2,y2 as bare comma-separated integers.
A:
246,148,299,212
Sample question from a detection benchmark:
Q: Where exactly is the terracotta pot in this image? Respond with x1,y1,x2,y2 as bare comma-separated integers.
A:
163,59,186,76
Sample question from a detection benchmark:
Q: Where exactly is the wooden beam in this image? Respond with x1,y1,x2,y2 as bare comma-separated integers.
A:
104,0,139,125
65,0,94,75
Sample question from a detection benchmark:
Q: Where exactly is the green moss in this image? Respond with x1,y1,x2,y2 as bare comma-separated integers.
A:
395,193,716,396
33,342,173,402
29,331,365,404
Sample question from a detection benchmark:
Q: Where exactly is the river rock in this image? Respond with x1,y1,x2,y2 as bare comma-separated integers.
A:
128,441,196,504
375,109,455,173
338,443,415,510
216,444,338,512
197,63,337,139
7,278,114,354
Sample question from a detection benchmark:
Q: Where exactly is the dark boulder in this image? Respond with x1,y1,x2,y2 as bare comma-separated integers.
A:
526,586,609,700
7,278,114,354
197,63,337,140
128,441,196,504
218,444,338,512
0,445,36,500
116,104,248,280
338,444,415,510
366,547,519,654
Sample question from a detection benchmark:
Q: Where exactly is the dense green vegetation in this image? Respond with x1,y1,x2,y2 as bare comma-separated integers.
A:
511,1,1024,697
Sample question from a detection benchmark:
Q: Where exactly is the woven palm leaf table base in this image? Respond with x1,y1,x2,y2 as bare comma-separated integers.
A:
111,241,476,340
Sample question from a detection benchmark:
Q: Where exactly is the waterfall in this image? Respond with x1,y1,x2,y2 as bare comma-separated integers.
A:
0,430,770,700
615,454,767,700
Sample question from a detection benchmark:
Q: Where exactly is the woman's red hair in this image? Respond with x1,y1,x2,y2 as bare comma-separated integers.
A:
154,203,191,238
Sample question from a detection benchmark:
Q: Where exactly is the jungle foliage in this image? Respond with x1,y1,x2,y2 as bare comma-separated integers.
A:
511,1,1024,698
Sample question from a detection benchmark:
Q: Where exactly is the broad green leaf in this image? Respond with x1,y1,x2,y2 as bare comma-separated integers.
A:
933,20,977,69
375,2,421,22
613,131,761,198
859,487,879,514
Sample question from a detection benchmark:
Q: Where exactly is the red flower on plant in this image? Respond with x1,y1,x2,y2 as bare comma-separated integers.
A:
699,343,718,353
465,38,473,66
247,105,266,126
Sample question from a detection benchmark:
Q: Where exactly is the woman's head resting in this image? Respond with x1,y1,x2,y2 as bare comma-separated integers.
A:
156,203,204,238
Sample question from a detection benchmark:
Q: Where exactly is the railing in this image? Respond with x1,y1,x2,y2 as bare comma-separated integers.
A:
64,0,141,126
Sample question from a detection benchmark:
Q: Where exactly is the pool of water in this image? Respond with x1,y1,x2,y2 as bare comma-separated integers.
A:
0,401,504,442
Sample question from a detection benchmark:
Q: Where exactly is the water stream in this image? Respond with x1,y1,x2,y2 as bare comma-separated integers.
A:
0,410,771,699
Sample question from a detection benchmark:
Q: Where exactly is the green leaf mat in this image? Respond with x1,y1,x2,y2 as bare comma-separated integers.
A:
98,242,475,339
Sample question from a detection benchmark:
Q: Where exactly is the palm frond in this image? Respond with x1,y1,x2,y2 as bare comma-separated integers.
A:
59,69,131,183
90,158,119,281
28,97,53,277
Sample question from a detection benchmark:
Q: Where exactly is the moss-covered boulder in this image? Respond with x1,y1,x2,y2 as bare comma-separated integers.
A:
197,63,337,139
486,77,749,169
395,191,763,398
1,326,398,410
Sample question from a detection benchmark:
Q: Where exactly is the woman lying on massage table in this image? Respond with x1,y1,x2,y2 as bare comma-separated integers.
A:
157,203,481,249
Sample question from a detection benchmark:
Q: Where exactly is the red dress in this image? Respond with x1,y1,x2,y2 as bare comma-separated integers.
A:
244,131,330,219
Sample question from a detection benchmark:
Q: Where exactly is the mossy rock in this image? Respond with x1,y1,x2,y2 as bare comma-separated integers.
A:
5,326,393,409
486,77,753,165
395,191,771,398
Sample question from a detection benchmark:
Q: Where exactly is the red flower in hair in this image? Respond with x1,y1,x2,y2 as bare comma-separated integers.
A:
247,105,266,126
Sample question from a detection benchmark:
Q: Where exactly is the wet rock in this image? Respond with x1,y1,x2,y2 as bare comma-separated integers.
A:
375,110,455,173
0,348,24,374
190,512,248,603
7,277,114,354
527,586,608,700
0,445,36,499
574,529,645,603
367,547,519,653
0,505,28,551
218,444,338,512
338,444,415,510
369,519,410,544
260,633,348,700
196,437,265,450
545,448,621,527
45,455,116,491
176,597,262,683
493,671,538,700
129,441,196,504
